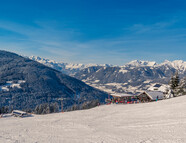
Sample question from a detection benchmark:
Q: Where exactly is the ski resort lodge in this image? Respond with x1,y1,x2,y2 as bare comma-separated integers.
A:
110,93,138,103
110,91,164,103
137,91,164,102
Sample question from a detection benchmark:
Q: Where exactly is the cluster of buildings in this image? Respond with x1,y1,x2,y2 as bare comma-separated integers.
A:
110,91,164,104
109,84,171,103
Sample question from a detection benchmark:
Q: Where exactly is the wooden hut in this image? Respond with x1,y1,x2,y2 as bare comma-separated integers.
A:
137,91,164,102
12,110,27,117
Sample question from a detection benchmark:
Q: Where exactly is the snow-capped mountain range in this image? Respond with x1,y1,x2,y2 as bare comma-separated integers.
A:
29,56,112,75
125,60,157,67
30,56,186,94
159,60,186,72
124,59,186,71
30,56,186,72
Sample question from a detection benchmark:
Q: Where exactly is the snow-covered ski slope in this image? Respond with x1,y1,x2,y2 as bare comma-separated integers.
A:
1,96,186,143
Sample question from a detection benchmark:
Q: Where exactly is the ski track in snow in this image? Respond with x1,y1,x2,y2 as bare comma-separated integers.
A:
1,96,186,143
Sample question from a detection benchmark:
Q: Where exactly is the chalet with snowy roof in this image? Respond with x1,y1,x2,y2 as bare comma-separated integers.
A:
110,93,138,103
12,110,28,117
148,83,169,93
137,91,164,102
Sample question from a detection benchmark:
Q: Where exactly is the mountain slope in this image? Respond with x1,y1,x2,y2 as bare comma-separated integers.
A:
74,66,175,93
1,95,186,143
74,62,186,94
30,56,186,94
0,50,108,111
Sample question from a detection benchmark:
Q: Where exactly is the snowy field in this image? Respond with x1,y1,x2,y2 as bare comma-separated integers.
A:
1,96,186,143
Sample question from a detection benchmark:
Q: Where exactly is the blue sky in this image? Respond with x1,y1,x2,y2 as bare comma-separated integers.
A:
0,0,186,65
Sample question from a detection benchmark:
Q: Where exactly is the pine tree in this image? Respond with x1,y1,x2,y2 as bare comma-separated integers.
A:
35,103,59,114
177,77,186,95
35,105,40,114
38,104,43,114
46,104,50,114
170,75,175,89
53,102,59,113
170,71,180,96
174,71,180,88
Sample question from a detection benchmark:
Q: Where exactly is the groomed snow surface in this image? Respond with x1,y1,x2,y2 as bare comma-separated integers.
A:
1,96,186,143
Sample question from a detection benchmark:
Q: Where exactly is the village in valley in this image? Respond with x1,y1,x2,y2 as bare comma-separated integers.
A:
0,68,185,118
106,71,183,105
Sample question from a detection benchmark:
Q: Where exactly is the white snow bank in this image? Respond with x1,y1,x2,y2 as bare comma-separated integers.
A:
1,96,186,143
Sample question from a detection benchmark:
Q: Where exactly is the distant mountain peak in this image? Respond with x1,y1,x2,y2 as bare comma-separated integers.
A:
29,56,113,75
29,55,186,75
160,60,186,71
29,56,60,64
126,60,157,67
